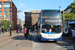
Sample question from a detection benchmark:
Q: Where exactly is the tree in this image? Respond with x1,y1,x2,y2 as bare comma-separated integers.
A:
62,12,75,20
1,20,14,30
62,0,75,20
69,0,75,13
65,12,74,20
11,22,14,29
1,20,10,30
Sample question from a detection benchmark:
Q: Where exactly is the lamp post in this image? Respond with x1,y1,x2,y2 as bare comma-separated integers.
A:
63,0,65,21
9,24,11,36
9,3,11,36
9,10,11,36
59,6,61,11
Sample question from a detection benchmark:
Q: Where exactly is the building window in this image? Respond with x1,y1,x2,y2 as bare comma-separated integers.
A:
4,10,10,13
0,15,1,18
0,10,1,13
4,15,10,18
0,2,2,9
4,2,10,9
0,19,1,22
4,19,10,21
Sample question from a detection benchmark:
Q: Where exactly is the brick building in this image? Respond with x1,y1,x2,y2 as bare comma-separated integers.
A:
0,0,17,30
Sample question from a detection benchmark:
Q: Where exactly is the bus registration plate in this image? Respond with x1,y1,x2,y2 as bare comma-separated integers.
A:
49,40,54,41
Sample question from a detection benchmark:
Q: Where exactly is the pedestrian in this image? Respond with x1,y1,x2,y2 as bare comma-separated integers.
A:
23,27,27,39
34,29,36,33
27,28,29,36
0,30,1,34
17,29,18,34
2,28,4,34
20,28,22,33
16,30,17,33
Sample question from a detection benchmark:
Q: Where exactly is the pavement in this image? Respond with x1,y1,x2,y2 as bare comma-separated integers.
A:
0,32,33,50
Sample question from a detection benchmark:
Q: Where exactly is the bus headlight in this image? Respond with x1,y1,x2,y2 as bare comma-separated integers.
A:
58,20,61,22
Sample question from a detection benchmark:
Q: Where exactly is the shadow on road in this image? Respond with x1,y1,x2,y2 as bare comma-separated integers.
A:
11,34,33,41
26,35,33,41
11,35,24,40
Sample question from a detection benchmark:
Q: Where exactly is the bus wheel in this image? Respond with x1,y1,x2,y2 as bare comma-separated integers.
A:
54,41,56,42
62,32,65,36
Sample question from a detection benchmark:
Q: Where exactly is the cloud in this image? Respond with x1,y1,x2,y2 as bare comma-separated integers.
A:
18,3,26,8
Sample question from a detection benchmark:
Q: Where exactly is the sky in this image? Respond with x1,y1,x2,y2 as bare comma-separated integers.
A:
12,0,74,21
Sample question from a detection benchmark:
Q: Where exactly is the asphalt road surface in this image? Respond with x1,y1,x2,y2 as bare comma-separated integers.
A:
29,32,75,50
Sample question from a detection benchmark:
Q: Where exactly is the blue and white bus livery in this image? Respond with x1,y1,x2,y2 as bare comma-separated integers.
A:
38,9,62,41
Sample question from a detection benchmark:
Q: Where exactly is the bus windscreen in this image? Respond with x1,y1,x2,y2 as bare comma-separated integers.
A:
42,25,61,33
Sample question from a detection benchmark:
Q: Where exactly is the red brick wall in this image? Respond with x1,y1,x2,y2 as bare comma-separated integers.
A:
12,2,17,30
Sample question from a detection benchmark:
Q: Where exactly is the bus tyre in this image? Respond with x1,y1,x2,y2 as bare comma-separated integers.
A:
56,41,59,43
63,32,65,36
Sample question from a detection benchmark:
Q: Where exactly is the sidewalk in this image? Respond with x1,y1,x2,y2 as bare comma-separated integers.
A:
0,32,33,50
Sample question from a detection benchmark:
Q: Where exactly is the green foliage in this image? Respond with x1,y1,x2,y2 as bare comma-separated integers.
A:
1,20,14,30
11,22,14,29
62,0,75,20
1,20,10,30
65,12,75,20
62,12,75,20
69,0,75,13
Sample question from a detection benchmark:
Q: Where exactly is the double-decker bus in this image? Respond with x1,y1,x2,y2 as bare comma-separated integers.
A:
37,9,62,41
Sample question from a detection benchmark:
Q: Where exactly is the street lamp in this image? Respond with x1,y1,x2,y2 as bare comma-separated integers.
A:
59,6,61,11
9,10,12,36
63,0,65,21
9,24,11,36
9,3,12,36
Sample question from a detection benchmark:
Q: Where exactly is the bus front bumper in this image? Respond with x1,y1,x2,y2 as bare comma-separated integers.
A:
41,35,62,41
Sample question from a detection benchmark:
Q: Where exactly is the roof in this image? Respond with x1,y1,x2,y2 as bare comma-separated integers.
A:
69,22,75,24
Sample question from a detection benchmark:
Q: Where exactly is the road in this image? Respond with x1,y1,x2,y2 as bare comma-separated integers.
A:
31,33,75,50
0,32,75,50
